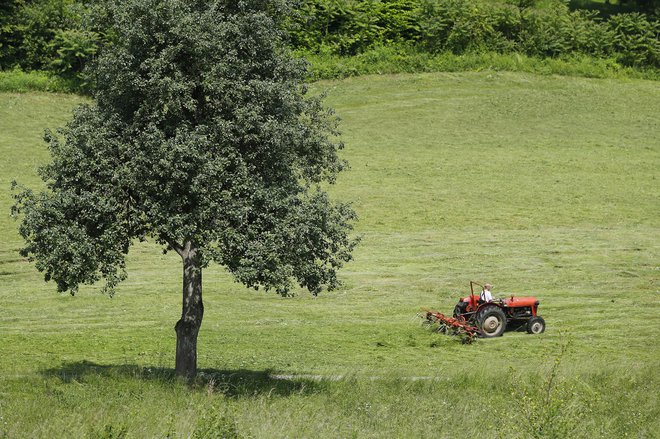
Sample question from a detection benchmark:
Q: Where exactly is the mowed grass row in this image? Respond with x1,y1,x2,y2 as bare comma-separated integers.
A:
0,72,658,437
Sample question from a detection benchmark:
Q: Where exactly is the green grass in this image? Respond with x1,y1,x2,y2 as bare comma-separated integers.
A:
0,72,659,437
0,69,73,93
4,48,659,95
304,48,660,82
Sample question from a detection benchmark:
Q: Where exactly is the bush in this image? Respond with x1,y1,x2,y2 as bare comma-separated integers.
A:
0,0,79,71
518,4,620,58
417,0,521,53
289,0,421,55
0,0,105,86
610,12,660,67
49,28,99,83
518,2,573,57
288,0,659,69
566,10,615,57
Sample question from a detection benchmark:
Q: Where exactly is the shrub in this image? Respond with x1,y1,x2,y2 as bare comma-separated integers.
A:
566,10,615,57
289,0,421,55
518,1,573,57
49,28,99,82
609,12,660,67
3,0,79,71
289,0,659,70
0,0,105,85
418,0,522,53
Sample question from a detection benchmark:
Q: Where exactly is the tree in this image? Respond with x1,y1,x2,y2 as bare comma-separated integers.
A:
12,0,357,379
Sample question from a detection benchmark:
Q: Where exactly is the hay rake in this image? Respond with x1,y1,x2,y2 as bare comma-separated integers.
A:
419,309,479,344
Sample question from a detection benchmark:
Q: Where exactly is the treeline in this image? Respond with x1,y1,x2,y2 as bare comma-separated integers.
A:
1,0,658,86
290,0,659,66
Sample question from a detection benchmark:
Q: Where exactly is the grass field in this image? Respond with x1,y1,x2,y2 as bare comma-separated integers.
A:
1,72,659,438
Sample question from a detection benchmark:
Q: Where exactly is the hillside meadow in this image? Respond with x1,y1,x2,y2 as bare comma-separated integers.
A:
0,72,658,437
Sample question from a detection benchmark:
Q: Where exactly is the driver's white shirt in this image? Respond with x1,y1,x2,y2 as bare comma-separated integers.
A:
481,289,493,302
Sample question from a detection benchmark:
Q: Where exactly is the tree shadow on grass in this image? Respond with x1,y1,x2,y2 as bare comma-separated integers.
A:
40,360,326,398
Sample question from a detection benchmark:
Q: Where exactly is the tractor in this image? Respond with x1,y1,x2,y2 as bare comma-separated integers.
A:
452,281,546,337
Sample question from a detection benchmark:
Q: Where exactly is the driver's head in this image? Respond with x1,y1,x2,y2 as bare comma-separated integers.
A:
484,283,492,290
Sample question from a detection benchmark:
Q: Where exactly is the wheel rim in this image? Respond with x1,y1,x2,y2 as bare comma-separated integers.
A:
482,316,502,334
530,322,543,333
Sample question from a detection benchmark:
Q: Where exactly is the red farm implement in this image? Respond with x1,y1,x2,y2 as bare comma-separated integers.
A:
421,310,480,344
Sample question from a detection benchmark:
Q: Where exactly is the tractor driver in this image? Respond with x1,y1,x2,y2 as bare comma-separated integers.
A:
480,283,494,302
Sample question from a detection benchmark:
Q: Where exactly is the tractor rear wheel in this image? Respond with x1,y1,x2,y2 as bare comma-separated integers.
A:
526,316,545,334
476,306,506,337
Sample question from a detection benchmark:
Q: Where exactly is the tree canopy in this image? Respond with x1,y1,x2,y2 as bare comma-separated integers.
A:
13,0,358,377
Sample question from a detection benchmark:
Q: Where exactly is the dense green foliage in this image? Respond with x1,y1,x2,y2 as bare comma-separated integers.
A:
292,0,659,67
1,72,658,436
0,0,107,85
12,0,356,297
1,0,658,89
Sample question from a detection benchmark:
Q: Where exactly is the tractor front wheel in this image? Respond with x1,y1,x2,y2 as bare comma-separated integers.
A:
476,306,506,338
526,316,545,334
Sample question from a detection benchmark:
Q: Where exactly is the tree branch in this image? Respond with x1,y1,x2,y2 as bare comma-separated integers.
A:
163,234,185,257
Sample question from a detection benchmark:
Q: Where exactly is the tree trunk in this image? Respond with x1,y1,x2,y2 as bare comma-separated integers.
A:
175,241,203,379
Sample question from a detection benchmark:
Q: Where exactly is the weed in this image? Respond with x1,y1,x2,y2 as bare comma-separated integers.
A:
501,335,595,438
88,424,128,439
302,45,660,81
0,69,73,93
192,407,244,439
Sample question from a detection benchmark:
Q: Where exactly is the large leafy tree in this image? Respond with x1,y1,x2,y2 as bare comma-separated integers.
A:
13,0,357,378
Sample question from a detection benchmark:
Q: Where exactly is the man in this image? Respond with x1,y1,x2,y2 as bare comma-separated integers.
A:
480,283,494,302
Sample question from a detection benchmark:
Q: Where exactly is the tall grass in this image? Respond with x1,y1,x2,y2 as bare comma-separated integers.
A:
302,45,660,81
0,69,72,93
4,47,657,95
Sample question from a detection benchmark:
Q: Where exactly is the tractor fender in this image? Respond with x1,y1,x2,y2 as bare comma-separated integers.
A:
476,302,503,313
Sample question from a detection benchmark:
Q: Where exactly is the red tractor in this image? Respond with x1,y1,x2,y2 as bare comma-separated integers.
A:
452,281,546,337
